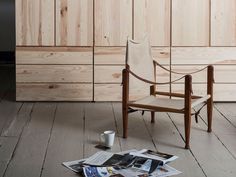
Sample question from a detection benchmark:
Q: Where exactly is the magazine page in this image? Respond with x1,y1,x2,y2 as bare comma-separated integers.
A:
152,164,182,177
83,166,148,177
62,150,139,173
62,159,87,173
130,149,178,164
84,151,115,166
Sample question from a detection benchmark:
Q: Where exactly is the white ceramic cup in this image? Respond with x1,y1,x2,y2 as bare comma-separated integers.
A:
100,130,115,147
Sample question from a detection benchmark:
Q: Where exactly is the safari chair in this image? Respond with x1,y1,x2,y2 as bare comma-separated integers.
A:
122,37,214,149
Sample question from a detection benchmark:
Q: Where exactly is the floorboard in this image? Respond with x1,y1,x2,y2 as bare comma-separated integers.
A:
143,112,206,177
0,137,18,177
215,103,236,128
3,103,56,177
168,112,236,177
0,94,22,136
84,103,121,157
112,103,156,151
1,103,34,137
41,103,84,177
199,106,236,159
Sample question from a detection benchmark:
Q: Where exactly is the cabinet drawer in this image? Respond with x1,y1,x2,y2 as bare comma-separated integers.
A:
16,47,93,64
94,47,170,65
16,83,92,101
16,65,92,83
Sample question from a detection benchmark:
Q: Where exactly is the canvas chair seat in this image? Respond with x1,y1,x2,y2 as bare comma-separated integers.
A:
130,95,210,113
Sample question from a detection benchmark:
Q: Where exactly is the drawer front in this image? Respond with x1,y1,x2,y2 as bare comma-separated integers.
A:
16,65,93,83
16,47,93,64
94,47,170,65
16,83,93,101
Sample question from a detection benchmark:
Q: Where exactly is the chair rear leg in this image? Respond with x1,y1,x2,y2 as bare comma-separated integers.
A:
184,112,191,149
123,106,128,138
151,112,155,123
207,65,214,133
207,99,213,132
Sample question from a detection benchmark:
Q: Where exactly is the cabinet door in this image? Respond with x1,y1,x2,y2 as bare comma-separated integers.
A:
134,0,170,46
172,0,209,46
16,0,54,46
56,0,93,46
95,0,132,46
211,0,236,46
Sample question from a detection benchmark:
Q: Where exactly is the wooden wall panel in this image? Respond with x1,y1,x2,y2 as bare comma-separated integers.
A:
94,47,170,65
16,84,93,101
94,65,170,84
94,0,132,46
171,47,236,64
172,0,209,46
94,84,170,101
56,0,93,46
134,0,170,46
172,84,236,102
16,47,93,64
172,65,236,83
94,66,123,83
16,0,54,46
16,65,92,83
211,0,236,46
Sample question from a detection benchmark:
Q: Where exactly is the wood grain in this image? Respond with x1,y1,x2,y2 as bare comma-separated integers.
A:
94,65,124,83
94,84,170,101
169,112,236,177
172,83,236,101
134,0,170,46
171,47,236,64
16,65,93,83
143,112,206,177
56,0,93,46
172,0,209,46
94,84,122,101
4,103,56,177
172,65,236,83
16,47,93,64
41,103,84,177
211,0,236,46
16,0,54,46
94,0,132,46
84,103,121,156
94,47,170,65
0,137,18,177
95,65,170,83
16,84,93,101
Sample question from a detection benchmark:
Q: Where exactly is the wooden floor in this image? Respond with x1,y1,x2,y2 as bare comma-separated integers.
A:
0,65,236,177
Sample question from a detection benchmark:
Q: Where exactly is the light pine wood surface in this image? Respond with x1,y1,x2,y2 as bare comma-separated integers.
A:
16,65,93,83
94,0,132,46
56,0,93,46
16,47,93,65
16,83,93,101
211,0,236,46
171,47,236,64
172,0,209,46
134,0,170,46
16,0,54,46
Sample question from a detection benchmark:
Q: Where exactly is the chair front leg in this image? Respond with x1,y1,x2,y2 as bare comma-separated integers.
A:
150,85,156,123
207,65,214,132
184,75,192,149
122,68,129,138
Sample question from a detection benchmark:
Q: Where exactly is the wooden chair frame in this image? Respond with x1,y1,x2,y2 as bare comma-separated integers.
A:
122,62,214,149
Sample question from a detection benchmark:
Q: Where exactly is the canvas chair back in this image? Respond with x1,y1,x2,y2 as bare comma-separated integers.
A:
126,37,155,100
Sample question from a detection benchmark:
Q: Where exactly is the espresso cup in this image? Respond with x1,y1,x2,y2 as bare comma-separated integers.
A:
100,130,115,148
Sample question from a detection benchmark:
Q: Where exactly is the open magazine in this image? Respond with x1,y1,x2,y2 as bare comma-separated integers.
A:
62,149,181,177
